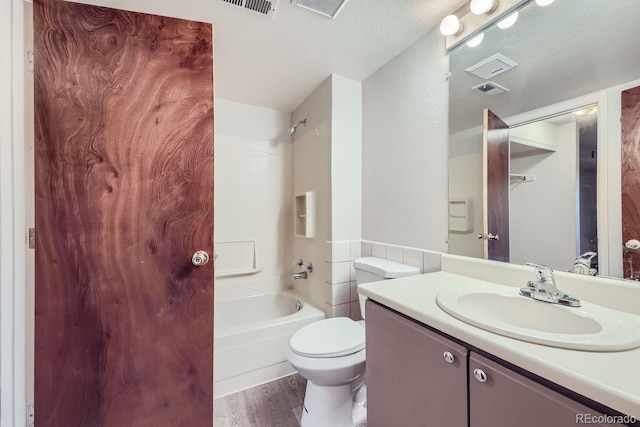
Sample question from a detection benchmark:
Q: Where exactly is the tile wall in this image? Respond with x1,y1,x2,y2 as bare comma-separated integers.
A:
324,240,443,320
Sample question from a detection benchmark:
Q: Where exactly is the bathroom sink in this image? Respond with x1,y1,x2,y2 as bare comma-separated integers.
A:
436,284,640,351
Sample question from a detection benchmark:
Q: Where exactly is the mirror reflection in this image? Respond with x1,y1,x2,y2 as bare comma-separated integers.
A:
447,0,640,281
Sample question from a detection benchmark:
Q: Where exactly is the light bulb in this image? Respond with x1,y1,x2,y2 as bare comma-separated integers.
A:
470,0,497,15
466,33,485,48
497,11,518,29
440,15,463,36
535,0,555,6
574,106,598,116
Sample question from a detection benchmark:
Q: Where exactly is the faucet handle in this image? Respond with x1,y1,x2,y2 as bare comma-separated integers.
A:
525,262,555,283
293,258,313,273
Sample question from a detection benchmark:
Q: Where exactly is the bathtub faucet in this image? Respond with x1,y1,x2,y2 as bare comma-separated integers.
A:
292,258,313,280
291,271,308,280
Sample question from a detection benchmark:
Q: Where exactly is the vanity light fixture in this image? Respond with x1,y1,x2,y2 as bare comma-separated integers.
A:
470,0,498,15
497,11,518,29
440,14,464,37
466,32,485,47
441,0,533,50
535,0,555,5
574,106,598,116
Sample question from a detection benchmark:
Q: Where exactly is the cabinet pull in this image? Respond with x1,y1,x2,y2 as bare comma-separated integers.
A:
473,368,488,383
443,351,455,364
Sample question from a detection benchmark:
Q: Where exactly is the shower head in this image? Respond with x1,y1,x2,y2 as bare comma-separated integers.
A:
288,119,307,135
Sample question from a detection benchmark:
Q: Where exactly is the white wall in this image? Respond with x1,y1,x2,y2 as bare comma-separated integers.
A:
289,75,364,318
362,28,449,251
323,76,363,319
448,126,483,258
214,100,292,298
291,77,332,309
0,1,16,424
330,76,362,242
510,121,577,270
2,1,28,425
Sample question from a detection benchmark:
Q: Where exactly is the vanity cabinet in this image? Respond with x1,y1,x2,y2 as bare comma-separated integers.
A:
469,352,614,427
366,300,468,427
366,301,622,427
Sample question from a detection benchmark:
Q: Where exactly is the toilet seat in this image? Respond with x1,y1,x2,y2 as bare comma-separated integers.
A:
290,317,365,358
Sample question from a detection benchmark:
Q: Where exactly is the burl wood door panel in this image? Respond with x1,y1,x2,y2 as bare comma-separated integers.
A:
33,1,214,426
621,86,640,280
483,109,510,262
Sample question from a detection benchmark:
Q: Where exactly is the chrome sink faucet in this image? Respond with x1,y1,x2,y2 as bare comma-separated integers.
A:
519,262,581,307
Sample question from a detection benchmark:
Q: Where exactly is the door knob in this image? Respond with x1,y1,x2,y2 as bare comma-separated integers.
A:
191,251,210,266
478,233,499,241
625,239,640,251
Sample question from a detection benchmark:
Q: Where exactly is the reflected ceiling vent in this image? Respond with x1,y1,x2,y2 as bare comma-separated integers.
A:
472,81,509,96
466,53,517,79
221,0,279,18
295,0,351,18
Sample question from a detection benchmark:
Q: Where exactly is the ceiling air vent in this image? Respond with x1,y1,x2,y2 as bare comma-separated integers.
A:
221,0,279,18
295,0,351,18
472,81,509,96
466,53,517,79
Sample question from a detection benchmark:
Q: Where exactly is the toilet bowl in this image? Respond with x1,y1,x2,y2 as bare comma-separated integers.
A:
287,257,420,427
287,317,366,427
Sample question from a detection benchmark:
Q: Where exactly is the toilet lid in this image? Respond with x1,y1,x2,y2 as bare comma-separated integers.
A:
290,317,365,358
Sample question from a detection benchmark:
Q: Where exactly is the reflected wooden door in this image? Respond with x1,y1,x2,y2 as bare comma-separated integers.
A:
34,1,214,426
622,86,640,280
483,109,510,262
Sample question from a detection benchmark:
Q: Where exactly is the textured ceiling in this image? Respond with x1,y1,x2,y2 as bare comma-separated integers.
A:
449,0,640,133
79,0,464,112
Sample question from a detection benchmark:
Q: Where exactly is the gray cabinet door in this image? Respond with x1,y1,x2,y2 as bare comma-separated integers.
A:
469,352,616,427
366,301,468,427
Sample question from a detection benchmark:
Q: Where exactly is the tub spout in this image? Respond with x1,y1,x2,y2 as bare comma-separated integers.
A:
291,271,308,280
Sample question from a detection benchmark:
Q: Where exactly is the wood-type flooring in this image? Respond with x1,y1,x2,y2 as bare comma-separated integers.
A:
215,374,306,427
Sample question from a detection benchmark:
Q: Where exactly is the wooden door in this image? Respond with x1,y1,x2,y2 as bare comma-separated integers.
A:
483,109,510,262
33,1,214,426
366,301,468,427
621,86,640,280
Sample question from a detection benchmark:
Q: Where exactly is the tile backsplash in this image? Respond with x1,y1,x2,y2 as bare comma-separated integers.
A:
325,240,442,320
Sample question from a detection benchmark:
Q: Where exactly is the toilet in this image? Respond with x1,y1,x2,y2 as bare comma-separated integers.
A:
287,257,420,427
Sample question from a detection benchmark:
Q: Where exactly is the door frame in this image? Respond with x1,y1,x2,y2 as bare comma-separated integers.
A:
504,91,609,276
1,1,28,426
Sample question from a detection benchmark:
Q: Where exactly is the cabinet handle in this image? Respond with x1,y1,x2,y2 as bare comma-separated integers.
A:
473,368,488,383
443,351,455,364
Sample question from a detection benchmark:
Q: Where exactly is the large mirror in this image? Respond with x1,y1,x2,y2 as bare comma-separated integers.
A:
447,0,640,281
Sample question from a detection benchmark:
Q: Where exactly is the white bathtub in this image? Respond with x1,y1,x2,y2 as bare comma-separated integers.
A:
214,290,325,398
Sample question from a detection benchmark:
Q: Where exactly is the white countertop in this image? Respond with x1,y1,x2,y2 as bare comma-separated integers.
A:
358,270,640,418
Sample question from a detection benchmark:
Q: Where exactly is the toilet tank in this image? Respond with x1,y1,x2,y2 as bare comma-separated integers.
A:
354,257,420,319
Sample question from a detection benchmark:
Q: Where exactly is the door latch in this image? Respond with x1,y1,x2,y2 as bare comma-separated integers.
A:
28,228,35,249
27,403,34,426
